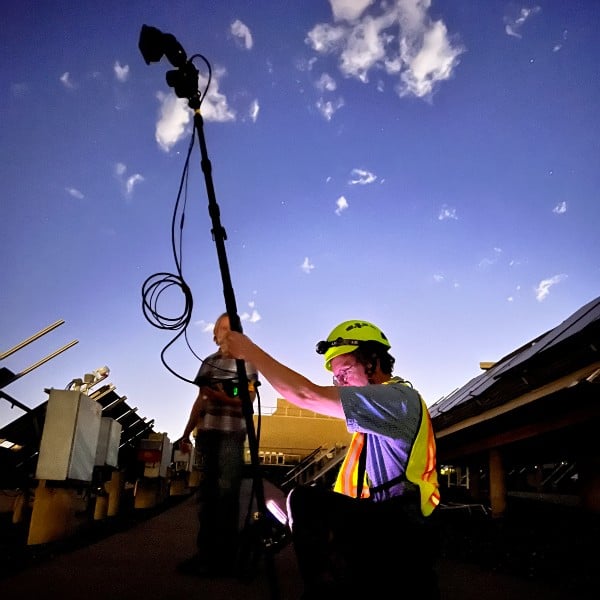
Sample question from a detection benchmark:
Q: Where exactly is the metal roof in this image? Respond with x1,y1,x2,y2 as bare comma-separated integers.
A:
429,295,600,428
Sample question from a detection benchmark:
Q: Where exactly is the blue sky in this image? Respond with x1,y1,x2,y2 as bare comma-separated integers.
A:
2,0,599,441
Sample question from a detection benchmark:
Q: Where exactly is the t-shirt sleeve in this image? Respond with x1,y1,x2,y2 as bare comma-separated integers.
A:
339,382,421,439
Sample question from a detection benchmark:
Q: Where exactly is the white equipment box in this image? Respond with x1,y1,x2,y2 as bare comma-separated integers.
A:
95,417,122,467
140,432,172,478
36,389,102,481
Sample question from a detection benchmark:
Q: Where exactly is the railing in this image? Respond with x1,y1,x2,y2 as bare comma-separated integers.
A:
280,444,347,491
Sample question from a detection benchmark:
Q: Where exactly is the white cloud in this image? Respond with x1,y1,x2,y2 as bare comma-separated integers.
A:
249,99,260,122
433,273,460,288
553,201,567,214
154,69,235,151
306,1,464,100
553,29,568,52
114,162,144,197
65,187,84,199
306,23,347,53
398,19,462,98
478,247,503,270
241,309,261,323
335,195,349,215
197,68,236,122
438,204,457,220
339,16,390,83
155,92,191,151
349,168,376,185
329,0,374,22
535,274,567,301
126,174,144,196
200,320,213,333
231,19,253,50
504,5,542,39
114,61,130,82
315,73,337,92
316,96,345,120
301,257,315,274
60,72,75,89
313,73,343,119
507,285,522,303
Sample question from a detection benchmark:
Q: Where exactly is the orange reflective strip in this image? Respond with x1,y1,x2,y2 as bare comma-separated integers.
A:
334,432,370,497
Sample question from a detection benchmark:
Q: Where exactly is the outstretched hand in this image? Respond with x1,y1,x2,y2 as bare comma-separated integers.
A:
218,330,250,360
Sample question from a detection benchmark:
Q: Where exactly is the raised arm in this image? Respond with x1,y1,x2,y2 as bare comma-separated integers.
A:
219,330,344,419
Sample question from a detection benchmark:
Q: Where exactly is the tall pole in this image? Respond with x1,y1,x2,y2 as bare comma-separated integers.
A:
193,106,280,599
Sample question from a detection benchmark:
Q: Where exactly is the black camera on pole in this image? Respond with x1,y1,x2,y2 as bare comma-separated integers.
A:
138,24,200,108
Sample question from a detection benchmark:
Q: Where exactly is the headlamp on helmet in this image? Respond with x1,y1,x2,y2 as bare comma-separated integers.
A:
315,338,361,355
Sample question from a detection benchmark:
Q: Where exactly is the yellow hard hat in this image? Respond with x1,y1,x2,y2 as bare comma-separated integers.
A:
316,320,391,371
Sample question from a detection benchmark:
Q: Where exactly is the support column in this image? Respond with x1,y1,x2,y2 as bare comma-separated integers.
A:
107,470,124,517
489,448,507,518
27,480,77,545
11,491,28,524
94,493,108,520
134,478,168,509
170,476,188,496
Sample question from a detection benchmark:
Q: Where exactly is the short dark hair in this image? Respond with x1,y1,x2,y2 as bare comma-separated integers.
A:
353,341,395,380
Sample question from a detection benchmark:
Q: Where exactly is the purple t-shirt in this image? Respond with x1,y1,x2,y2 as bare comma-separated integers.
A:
339,378,423,501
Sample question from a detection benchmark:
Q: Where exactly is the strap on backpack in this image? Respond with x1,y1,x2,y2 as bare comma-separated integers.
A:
356,433,368,498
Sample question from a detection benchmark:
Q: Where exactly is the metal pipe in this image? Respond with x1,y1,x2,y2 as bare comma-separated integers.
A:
17,340,79,377
0,390,32,413
115,407,138,421
0,319,65,360
101,394,127,412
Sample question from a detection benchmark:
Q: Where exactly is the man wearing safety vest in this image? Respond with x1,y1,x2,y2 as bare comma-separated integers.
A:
219,319,441,598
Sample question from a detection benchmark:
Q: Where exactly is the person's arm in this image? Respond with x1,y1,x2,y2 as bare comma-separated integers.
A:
218,330,344,419
181,389,207,451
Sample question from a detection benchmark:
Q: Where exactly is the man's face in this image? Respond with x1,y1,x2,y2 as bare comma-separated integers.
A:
330,353,368,386
214,316,230,345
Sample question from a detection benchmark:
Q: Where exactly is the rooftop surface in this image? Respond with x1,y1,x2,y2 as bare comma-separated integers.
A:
1,478,595,599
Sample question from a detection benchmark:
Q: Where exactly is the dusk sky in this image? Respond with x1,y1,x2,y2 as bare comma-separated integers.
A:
2,1,599,442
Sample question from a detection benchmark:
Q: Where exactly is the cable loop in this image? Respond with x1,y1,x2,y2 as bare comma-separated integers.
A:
141,272,193,332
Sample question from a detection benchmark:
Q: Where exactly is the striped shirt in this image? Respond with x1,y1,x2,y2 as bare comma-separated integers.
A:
194,351,258,434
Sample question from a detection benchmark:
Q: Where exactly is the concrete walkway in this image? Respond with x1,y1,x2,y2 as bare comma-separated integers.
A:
0,480,592,599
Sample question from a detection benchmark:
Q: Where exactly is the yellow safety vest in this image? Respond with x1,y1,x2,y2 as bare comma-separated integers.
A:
333,379,440,516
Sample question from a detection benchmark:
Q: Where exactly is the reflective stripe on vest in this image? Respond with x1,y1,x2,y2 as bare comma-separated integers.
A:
406,394,440,516
333,431,370,498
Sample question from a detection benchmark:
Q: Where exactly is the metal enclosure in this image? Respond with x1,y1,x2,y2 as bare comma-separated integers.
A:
95,417,122,467
35,389,102,481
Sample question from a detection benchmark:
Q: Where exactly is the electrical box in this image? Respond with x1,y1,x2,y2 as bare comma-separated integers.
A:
95,417,122,467
139,432,172,478
173,448,193,472
36,389,102,481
